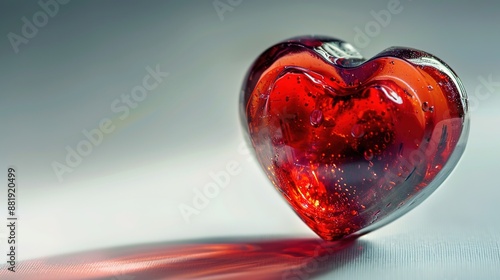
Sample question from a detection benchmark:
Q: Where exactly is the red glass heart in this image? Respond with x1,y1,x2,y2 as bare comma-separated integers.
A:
241,36,469,241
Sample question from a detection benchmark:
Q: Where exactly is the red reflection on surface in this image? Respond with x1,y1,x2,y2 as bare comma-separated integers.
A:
0,237,362,280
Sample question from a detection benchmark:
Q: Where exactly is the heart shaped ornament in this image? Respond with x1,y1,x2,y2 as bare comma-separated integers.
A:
240,36,469,241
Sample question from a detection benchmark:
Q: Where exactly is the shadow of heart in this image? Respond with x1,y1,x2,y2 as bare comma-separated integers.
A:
2,236,367,280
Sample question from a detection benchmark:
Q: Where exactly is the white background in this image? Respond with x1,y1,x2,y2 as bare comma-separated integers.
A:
0,0,499,279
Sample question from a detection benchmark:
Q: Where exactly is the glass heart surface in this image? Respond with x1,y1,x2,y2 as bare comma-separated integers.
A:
240,36,469,241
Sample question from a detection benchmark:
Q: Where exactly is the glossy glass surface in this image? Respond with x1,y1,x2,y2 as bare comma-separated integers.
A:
241,36,469,240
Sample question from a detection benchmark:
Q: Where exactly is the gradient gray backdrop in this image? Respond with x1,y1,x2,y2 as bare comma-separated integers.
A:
1,0,499,279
